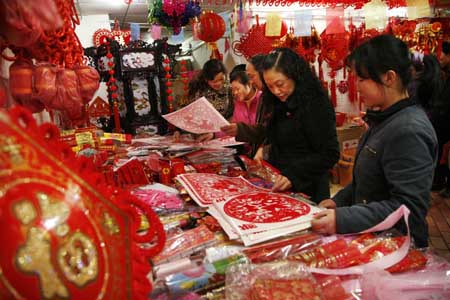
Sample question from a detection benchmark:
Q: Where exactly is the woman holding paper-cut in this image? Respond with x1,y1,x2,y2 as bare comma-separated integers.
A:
179,59,233,142
254,48,340,203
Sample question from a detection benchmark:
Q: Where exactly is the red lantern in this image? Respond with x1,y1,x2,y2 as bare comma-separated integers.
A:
198,11,226,43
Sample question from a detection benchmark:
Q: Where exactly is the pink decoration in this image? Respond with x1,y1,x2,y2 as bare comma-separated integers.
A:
162,97,229,134
151,24,162,40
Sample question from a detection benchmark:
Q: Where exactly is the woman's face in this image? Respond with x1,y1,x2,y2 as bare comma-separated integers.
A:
246,63,263,90
263,69,295,102
231,80,252,102
356,75,385,109
207,72,226,91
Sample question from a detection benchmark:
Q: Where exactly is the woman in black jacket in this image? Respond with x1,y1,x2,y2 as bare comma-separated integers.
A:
255,48,340,203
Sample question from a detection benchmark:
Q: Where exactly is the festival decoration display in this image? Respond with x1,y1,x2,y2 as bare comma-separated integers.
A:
0,106,165,299
162,97,230,134
163,57,174,113
93,19,131,47
244,0,406,8
104,42,122,132
148,0,202,35
232,16,274,59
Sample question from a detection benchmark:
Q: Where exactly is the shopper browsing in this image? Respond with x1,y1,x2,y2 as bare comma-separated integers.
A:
312,35,438,248
254,48,340,203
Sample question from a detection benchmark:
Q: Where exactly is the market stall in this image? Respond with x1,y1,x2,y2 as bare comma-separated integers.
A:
1,0,450,299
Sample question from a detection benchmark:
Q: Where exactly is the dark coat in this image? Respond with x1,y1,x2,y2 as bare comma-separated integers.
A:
266,87,340,203
333,100,438,248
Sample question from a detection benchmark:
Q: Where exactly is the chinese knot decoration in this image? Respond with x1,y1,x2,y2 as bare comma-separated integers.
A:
163,57,174,112
148,0,202,35
105,42,122,133
0,106,165,300
93,19,131,47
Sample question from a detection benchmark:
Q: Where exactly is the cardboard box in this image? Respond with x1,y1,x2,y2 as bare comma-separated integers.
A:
336,125,366,153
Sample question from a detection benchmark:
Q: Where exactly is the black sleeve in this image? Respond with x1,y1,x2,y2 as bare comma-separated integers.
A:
282,97,340,191
236,123,266,144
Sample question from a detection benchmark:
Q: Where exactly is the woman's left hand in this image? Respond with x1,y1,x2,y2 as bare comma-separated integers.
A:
311,209,336,235
272,175,292,192
195,133,214,142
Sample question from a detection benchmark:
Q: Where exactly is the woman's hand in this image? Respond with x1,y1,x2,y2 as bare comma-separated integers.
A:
220,123,238,136
173,131,181,142
311,209,336,235
253,147,264,163
317,199,337,209
272,175,292,192
195,132,214,142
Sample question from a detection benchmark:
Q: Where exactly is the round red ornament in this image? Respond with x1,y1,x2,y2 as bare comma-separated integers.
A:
198,11,226,43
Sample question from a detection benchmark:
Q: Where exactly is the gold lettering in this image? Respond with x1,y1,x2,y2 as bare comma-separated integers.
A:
16,227,69,299
58,231,98,286
37,193,70,237
13,200,36,225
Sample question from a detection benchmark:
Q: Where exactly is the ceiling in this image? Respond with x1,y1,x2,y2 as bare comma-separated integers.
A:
75,0,234,28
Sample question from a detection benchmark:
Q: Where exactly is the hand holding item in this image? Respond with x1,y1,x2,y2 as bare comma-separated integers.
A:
253,147,264,163
173,130,181,142
195,132,214,143
271,174,292,192
311,209,336,235
318,199,337,209
220,123,238,136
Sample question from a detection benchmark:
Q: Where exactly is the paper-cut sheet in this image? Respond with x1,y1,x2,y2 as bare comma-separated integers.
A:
162,97,230,134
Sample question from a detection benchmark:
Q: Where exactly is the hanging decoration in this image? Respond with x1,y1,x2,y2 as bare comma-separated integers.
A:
163,57,174,113
319,26,350,107
295,26,321,64
197,11,226,60
148,0,201,35
93,19,131,47
232,15,273,60
0,106,165,300
245,0,407,8
105,42,122,133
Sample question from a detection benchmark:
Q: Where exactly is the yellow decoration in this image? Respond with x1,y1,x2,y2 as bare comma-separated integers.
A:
265,13,282,37
16,227,69,298
364,0,388,30
57,231,99,286
13,200,36,225
407,0,431,19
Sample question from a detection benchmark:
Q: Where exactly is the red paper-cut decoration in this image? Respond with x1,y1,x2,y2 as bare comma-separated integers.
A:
0,106,165,300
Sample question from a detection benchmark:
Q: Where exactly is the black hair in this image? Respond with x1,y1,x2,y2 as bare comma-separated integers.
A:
232,64,246,73
230,69,251,86
248,54,266,73
261,47,329,123
188,59,226,98
346,35,412,90
414,54,443,110
442,41,450,55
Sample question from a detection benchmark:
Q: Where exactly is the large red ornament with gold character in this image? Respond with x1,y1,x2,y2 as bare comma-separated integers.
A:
0,107,165,300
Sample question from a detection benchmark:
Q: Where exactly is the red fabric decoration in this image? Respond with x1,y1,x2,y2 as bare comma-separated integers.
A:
233,16,274,59
0,106,165,300
198,11,226,43
330,77,337,108
73,65,100,104
9,59,45,113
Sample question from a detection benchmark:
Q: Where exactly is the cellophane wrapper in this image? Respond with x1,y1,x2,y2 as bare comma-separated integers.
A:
225,260,322,300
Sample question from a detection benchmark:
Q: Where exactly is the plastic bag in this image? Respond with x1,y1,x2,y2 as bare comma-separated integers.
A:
9,60,45,113
33,63,58,107
225,260,323,300
361,269,450,300
53,68,83,119
74,65,100,104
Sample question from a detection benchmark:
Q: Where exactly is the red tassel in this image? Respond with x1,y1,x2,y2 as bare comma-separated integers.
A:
348,72,356,103
113,101,121,133
330,78,337,107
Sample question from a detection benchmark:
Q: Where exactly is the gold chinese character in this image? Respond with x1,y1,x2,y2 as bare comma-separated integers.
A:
16,227,69,298
58,231,98,287
13,200,37,225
